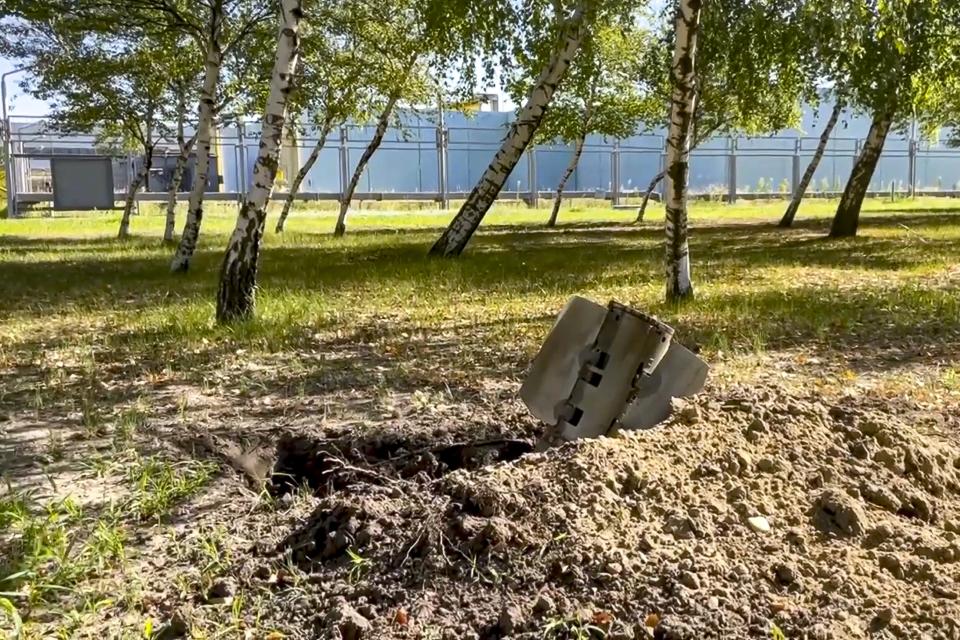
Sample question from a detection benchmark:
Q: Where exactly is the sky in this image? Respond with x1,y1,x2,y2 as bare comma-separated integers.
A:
0,58,50,116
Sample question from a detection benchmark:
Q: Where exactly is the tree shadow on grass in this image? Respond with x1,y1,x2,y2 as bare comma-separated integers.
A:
3,212,960,323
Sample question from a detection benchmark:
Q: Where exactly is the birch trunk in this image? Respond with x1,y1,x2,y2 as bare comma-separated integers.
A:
780,102,842,228
334,93,402,237
216,0,302,322
829,111,892,238
275,121,332,233
163,136,197,244
637,125,715,222
118,150,151,239
664,0,702,301
636,169,665,222
547,134,585,227
170,10,223,273
429,4,589,256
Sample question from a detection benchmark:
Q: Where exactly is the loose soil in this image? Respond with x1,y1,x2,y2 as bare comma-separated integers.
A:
169,379,960,640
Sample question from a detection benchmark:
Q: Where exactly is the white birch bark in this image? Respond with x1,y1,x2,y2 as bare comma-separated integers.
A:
547,134,585,227
170,8,224,272
216,0,303,322
275,120,333,233
637,123,716,222
780,102,842,228
664,0,702,301
830,111,892,238
636,169,665,223
118,151,151,239
163,137,196,243
429,3,589,256
334,92,403,237
164,99,198,244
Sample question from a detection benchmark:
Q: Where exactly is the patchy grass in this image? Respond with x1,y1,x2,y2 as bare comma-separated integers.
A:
2,197,959,386
1,196,959,636
124,454,218,522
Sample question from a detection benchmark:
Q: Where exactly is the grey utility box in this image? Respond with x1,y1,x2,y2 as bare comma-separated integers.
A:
51,157,115,211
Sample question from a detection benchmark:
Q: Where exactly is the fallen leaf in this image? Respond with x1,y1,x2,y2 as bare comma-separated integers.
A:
592,611,613,626
393,608,409,626
645,613,661,627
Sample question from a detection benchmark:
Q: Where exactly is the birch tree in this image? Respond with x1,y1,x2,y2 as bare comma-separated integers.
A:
429,0,592,256
161,44,202,243
153,0,276,271
509,18,659,227
331,0,454,237
663,0,702,301
634,0,815,222
274,7,378,233
814,0,960,238
778,101,842,228
2,25,172,238
216,0,302,322
169,1,228,271
4,0,274,250
277,0,507,235
163,84,199,243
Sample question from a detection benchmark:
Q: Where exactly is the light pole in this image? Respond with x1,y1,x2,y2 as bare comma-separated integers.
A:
2,65,31,218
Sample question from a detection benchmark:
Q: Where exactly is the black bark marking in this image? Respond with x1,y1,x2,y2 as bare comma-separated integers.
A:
780,102,843,228
829,112,892,238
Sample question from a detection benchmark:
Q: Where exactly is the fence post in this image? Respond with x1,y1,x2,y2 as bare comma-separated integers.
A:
791,138,801,198
908,137,917,197
727,137,737,204
611,140,621,206
3,118,15,217
527,147,538,208
659,138,668,203
237,122,246,200
338,126,349,203
436,120,448,210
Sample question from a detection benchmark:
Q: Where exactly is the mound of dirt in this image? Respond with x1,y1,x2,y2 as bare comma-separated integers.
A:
245,383,960,639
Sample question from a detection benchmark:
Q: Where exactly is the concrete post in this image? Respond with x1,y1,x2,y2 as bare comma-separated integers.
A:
338,126,349,203
611,140,621,206
727,137,737,204
436,107,448,209
527,147,539,208
236,122,246,200
908,138,917,197
2,117,13,218
791,138,801,198
659,140,668,202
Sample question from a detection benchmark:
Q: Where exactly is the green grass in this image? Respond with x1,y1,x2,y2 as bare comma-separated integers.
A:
0,494,123,610
124,454,218,522
1,195,959,636
2,196,959,398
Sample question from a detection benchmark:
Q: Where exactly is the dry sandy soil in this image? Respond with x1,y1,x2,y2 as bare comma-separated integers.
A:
4,341,960,640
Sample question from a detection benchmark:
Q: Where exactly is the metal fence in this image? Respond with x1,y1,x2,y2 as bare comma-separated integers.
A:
6,113,960,216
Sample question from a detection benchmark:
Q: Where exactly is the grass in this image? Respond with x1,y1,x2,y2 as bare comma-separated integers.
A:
0,493,122,611
124,454,218,522
2,197,959,381
1,195,960,636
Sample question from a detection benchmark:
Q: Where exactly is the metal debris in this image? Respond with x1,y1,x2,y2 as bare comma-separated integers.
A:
521,296,708,445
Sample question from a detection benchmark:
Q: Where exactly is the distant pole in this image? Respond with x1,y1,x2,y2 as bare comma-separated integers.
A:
527,147,539,207
727,137,737,203
338,125,349,204
2,66,30,218
659,138,668,202
908,114,917,198
791,138,801,198
611,140,621,206
437,94,448,210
